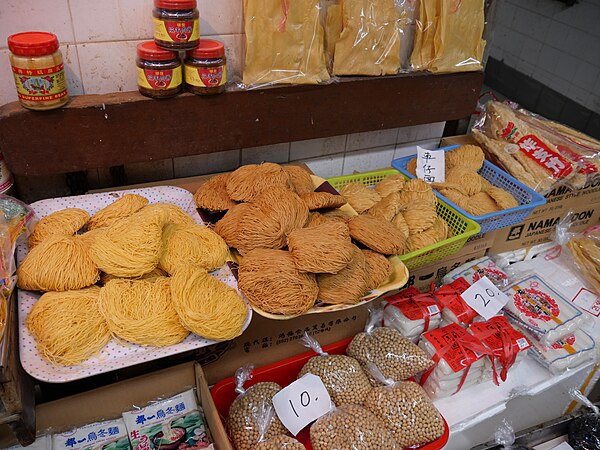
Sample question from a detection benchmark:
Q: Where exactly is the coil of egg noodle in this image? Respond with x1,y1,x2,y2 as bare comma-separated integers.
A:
383,287,442,343
419,323,487,399
503,275,588,346
442,256,510,288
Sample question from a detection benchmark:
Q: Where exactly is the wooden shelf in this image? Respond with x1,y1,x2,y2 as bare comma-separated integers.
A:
0,71,483,177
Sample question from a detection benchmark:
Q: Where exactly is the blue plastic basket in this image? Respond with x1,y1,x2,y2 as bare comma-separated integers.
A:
392,144,547,234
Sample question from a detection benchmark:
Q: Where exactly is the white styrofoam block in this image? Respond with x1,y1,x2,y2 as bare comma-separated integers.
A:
300,153,345,179
342,145,395,174
289,135,347,161
199,0,244,36
173,149,240,178
241,143,290,165
345,129,399,152
0,0,75,46
70,0,153,43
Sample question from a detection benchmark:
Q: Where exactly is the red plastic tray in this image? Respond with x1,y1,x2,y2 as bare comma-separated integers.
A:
211,338,449,450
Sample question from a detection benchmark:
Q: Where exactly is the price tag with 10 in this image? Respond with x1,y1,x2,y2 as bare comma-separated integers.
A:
272,373,334,436
461,276,510,320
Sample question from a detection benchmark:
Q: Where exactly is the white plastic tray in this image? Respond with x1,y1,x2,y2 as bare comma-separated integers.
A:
17,186,252,383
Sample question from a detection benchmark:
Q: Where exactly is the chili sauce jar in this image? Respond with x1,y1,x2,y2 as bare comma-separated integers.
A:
153,0,200,50
136,41,182,99
7,32,69,110
184,39,227,95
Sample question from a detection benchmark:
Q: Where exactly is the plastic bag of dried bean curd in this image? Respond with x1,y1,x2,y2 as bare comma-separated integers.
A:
310,404,399,450
227,365,289,450
383,287,442,343
298,332,371,406
347,308,434,383
363,362,445,448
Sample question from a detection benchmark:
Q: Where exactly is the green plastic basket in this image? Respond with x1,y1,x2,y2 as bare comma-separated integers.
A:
327,169,481,269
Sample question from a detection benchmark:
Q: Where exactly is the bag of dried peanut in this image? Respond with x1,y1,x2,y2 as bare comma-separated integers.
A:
310,404,399,450
227,365,289,450
298,333,371,406
363,362,445,448
347,308,434,382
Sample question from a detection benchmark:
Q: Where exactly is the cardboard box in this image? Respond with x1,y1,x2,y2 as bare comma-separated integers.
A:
0,363,233,450
489,203,600,254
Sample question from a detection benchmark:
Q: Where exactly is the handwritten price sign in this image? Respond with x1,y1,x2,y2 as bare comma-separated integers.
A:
461,276,510,320
272,374,333,435
416,147,445,183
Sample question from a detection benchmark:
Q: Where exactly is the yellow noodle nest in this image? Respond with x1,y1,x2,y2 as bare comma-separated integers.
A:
226,163,292,202
101,266,168,285
283,165,315,195
88,194,149,230
238,249,318,316
171,266,248,340
90,208,164,277
159,223,229,274
317,245,368,305
340,182,381,214
99,278,189,347
194,173,237,212
362,249,392,291
17,235,99,292
28,208,90,248
27,287,110,366
142,203,195,226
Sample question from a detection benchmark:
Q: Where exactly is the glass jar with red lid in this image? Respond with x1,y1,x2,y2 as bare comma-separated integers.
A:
136,41,182,99
7,32,69,110
184,39,227,95
153,0,200,50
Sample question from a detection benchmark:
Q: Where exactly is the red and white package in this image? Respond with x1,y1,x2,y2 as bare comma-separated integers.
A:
419,323,491,399
383,287,442,343
469,316,531,384
434,278,481,327
443,256,510,288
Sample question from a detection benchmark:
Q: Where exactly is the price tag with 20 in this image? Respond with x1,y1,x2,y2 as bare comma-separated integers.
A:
272,373,334,436
461,276,510,320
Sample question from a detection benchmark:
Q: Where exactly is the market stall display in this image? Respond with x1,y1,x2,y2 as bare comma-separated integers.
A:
393,144,547,233
16,186,251,383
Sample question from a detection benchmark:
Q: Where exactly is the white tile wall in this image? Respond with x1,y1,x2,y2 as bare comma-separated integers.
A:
342,145,396,174
241,143,289,165
289,135,347,161
492,0,600,114
346,129,399,152
173,149,240,178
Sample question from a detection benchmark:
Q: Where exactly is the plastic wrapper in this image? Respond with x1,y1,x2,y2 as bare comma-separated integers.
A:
434,278,481,327
52,418,130,450
7,436,52,450
253,404,306,450
503,274,588,346
410,0,485,73
123,388,213,450
518,327,597,374
347,308,434,382
469,316,531,384
562,225,600,297
568,389,600,450
443,256,510,288
309,404,399,450
226,365,287,450
327,0,402,76
363,362,445,447
298,332,371,405
472,100,596,193
494,418,534,450
419,323,490,399
242,0,330,88
383,287,442,342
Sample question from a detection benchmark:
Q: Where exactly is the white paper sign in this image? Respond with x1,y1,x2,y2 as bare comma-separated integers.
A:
572,288,600,317
461,276,510,320
416,147,445,183
272,373,333,435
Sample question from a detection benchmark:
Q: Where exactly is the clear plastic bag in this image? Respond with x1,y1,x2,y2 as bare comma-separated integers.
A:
468,316,531,384
327,0,403,76
560,222,600,298
434,278,481,327
473,100,586,194
568,389,600,450
410,0,486,73
363,362,445,447
383,287,442,343
298,332,371,406
242,0,330,88
494,419,534,450
443,256,510,288
227,365,287,450
309,404,399,450
53,418,130,450
347,308,434,382
253,404,306,450
502,274,589,346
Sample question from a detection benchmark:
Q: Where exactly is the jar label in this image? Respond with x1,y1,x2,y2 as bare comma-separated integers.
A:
184,64,227,88
0,153,13,194
137,67,182,90
11,63,68,103
153,17,199,43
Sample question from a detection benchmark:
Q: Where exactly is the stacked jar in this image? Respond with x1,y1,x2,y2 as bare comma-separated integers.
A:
137,0,227,99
